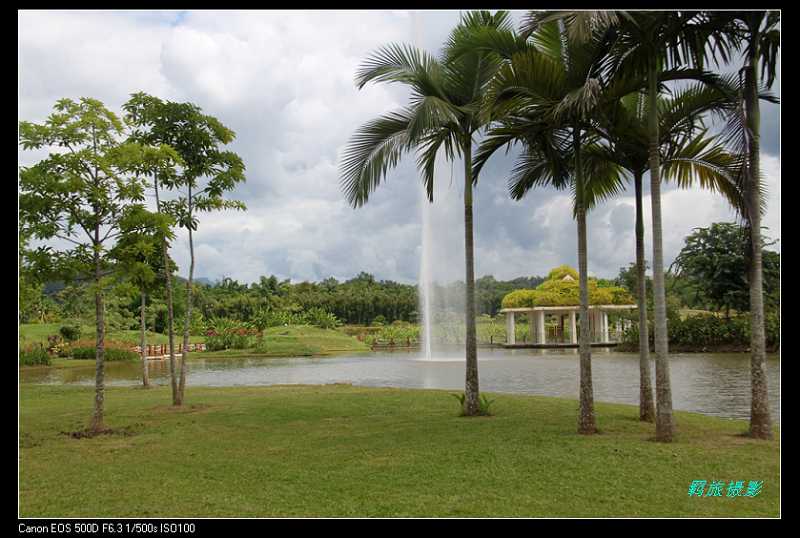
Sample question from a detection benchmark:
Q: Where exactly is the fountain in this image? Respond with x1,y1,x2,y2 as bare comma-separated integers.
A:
412,11,465,361
419,186,434,359
412,11,434,361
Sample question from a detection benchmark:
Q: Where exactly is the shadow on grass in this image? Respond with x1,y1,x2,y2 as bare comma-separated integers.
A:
60,424,141,439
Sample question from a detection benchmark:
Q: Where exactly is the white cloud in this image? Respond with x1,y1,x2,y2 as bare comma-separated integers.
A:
19,10,781,286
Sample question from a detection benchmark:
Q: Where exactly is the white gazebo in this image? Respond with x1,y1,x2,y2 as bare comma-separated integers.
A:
499,304,636,346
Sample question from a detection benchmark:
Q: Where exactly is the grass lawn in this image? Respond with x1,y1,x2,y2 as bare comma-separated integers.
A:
23,358,97,370
19,323,205,346
199,325,370,359
19,384,779,517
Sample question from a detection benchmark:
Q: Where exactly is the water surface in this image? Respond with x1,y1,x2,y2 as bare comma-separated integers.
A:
21,348,780,423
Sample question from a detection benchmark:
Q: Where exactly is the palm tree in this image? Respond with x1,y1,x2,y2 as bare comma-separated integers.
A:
592,84,744,422
339,10,511,416
607,11,731,441
705,11,780,439
473,19,629,434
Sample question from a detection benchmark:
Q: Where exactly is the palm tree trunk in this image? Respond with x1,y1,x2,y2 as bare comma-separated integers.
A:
462,135,480,416
140,291,149,388
574,127,596,435
648,62,674,442
178,185,194,405
154,172,179,405
745,36,772,439
634,171,655,422
89,233,106,433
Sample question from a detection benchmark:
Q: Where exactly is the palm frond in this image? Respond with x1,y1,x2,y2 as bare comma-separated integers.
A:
415,129,459,201
355,43,448,102
339,109,412,208
662,131,746,215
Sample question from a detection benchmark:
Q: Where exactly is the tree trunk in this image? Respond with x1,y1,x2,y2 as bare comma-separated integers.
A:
140,291,149,388
574,127,596,435
89,233,106,433
648,62,675,442
178,184,194,405
462,135,480,416
634,171,655,422
154,172,179,405
745,34,772,439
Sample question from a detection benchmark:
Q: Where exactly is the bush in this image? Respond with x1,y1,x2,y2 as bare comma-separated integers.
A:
205,318,260,351
251,309,306,329
69,347,138,362
306,307,341,329
46,334,66,356
59,324,82,342
547,265,579,281
452,393,495,416
20,344,51,366
501,267,634,309
621,311,780,351
67,339,139,361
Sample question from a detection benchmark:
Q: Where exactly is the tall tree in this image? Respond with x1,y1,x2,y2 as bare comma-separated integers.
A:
340,10,512,416
473,18,628,433
707,11,780,439
19,97,172,432
123,94,187,404
156,101,245,405
607,11,730,441
671,222,779,315
591,84,743,422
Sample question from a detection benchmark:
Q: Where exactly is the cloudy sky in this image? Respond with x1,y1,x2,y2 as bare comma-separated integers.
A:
18,10,781,285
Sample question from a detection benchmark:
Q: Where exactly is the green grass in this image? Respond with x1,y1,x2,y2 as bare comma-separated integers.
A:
19,384,779,517
24,358,97,370
200,325,369,359
19,323,205,346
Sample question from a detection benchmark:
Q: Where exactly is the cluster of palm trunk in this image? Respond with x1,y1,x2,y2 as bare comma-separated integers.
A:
340,10,778,441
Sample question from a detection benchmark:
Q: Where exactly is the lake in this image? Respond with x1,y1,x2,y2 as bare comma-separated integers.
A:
21,348,780,423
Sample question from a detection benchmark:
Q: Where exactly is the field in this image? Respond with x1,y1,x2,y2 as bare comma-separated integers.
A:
19,384,780,517
19,323,369,367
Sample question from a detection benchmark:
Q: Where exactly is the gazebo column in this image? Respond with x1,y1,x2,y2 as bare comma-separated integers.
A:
569,310,577,344
537,310,546,344
506,311,516,345
602,310,609,343
528,313,536,344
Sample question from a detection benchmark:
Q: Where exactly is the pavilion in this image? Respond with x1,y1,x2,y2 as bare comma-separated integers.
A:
499,304,636,346
498,268,637,347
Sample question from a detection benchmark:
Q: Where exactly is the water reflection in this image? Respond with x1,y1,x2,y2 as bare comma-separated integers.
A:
21,349,779,423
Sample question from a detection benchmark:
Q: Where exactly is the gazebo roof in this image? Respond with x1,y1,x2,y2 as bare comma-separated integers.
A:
500,265,636,310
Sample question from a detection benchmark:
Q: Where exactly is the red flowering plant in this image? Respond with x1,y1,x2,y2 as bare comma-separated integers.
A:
204,318,257,351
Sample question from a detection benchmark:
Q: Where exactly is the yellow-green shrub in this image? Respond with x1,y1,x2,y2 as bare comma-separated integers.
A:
501,266,635,308
547,265,579,281
501,289,538,309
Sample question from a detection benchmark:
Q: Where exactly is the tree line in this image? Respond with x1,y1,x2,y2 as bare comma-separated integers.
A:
20,270,549,328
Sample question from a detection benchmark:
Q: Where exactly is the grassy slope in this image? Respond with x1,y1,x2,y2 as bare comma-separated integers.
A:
19,384,779,517
198,325,369,359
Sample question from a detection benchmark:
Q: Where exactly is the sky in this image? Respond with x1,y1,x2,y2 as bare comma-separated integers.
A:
18,10,781,285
